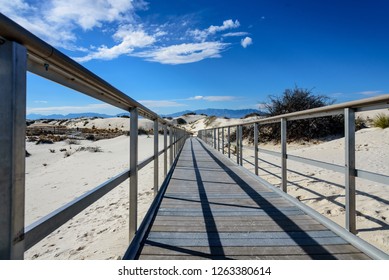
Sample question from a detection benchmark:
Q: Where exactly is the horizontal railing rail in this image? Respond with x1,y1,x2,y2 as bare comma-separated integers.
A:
198,95,389,258
0,14,190,259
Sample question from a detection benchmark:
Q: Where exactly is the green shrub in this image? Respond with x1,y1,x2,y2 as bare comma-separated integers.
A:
373,113,389,129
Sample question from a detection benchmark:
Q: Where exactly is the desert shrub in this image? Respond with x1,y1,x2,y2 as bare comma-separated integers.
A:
83,121,89,126
176,118,187,125
76,146,102,153
204,116,217,126
42,119,55,124
59,148,67,152
58,119,68,125
119,115,130,118
63,150,72,158
49,149,55,153
66,139,80,145
27,136,39,142
166,117,173,120
241,112,262,119
36,137,54,145
373,113,389,128
260,87,344,142
25,150,31,157
183,112,196,116
138,128,149,135
355,116,367,130
86,134,95,141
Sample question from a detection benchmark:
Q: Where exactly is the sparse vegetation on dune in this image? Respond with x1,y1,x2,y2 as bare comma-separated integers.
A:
204,115,217,126
183,112,196,116
373,113,389,129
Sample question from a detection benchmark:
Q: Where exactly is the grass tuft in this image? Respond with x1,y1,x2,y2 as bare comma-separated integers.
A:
373,113,389,129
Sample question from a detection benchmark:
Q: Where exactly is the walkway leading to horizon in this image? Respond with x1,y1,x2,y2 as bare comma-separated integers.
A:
133,138,370,260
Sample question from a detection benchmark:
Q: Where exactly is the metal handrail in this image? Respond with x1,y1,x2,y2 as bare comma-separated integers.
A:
0,13,160,120
198,95,389,257
0,14,190,259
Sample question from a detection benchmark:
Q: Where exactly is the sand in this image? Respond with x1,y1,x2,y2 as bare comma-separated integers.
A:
25,134,167,260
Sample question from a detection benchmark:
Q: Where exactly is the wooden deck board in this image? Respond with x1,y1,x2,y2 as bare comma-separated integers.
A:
136,138,371,260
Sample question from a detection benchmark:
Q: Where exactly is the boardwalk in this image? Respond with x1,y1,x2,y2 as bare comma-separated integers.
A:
135,138,370,260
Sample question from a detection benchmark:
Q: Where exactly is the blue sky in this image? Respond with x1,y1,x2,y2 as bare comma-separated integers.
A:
1,0,389,116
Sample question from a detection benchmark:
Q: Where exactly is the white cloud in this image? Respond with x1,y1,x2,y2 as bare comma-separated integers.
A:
190,19,240,41
357,90,383,96
34,100,48,104
222,32,250,37
241,37,253,48
0,0,138,49
188,96,237,102
208,19,240,34
75,26,156,62
135,42,229,65
139,100,186,108
45,0,134,31
1,2,250,64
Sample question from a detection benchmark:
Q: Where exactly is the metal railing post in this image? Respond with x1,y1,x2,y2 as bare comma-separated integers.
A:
236,126,240,164
173,129,175,158
164,125,167,177
0,40,27,260
254,123,259,176
153,120,159,197
222,128,225,154
239,125,243,166
345,108,356,234
129,107,138,240
281,118,287,192
213,128,217,149
169,127,173,166
228,127,231,158
217,128,220,151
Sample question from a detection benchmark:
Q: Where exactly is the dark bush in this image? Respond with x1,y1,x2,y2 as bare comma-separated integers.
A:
231,87,345,143
176,118,187,125
138,128,149,135
183,112,196,116
259,87,344,142
86,134,96,141
241,112,262,119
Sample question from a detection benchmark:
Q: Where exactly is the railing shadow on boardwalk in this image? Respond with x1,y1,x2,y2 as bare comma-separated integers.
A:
240,155,389,233
137,138,355,259
195,139,337,260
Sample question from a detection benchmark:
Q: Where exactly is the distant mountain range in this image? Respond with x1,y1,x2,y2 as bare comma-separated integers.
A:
162,108,265,118
26,112,121,120
27,108,264,120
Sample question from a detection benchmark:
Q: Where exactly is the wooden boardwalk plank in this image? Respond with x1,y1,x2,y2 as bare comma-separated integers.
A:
135,138,371,260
